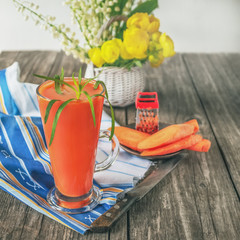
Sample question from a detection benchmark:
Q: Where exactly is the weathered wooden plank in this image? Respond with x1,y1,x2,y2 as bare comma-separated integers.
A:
127,54,240,240
183,53,240,197
15,51,58,84
108,213,128,240
0,51,20,68
1,51,240,240
0,190,31,240
223,53,240,79
0,51,59,240
112,107,128,126
47,51,86,78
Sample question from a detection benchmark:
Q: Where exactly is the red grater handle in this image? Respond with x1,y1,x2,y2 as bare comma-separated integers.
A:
136,92,159,109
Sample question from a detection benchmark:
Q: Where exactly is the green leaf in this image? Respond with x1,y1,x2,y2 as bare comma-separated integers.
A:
49,98,75,146
78,68,82,85
92,94,115,140
109,1,126,16
44,99,59,124
34,74,77,93
93,81,114,137
93,81,100,90
129,0,158,16
135,60,142,67
34,74,58,82
78,68,82,97
82,78,94,91
93,68,104,81
94,81,109,99
60,67,64,81
54,75,62,94
105,98,115,140
118,0,128,14
54,68,64,94
33,73,53,81
83,91,96,127
72,72,79,89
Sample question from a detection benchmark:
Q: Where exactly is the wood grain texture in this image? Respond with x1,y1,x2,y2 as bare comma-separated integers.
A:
47,51,86,78
0,51,58,240
182,53,240,196
0,51,19,68
0,51,240,240
127,54,240,240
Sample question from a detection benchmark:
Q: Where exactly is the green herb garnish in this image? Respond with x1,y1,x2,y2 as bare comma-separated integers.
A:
34,68,115,146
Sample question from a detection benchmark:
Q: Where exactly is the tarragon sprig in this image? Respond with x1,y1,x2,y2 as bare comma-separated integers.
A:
34,68,115,146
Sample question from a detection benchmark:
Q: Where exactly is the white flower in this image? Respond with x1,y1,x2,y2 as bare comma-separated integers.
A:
13,0,136,62
113,21,119,27
50,16,56,22
106,7,112,13
114,6,120,12
53,32,60,39
126,2,131,9
59,24,65,29
21,6,25,13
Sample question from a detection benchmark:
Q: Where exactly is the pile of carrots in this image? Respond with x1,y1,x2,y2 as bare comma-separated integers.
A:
110,119,211,156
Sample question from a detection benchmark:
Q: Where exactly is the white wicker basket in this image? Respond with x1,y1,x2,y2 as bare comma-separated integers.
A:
93,66,146,107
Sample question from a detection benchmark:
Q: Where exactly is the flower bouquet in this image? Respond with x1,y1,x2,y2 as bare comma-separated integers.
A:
13,0,175,106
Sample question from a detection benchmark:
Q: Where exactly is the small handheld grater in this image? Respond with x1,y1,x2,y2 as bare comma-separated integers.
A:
135,92,159,134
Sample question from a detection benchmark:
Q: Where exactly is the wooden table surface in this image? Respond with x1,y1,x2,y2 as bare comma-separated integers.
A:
0,51,239,240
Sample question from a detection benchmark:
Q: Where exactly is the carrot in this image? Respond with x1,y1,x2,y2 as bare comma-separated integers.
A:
141,134,203,156
137,123,195,151
187,139,211,152
109,126,150,151
184,119,199,133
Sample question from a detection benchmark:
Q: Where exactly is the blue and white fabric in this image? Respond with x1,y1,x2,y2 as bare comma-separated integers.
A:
0,62,151,234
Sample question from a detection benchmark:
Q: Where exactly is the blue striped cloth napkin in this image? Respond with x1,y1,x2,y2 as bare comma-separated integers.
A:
0,62,151,234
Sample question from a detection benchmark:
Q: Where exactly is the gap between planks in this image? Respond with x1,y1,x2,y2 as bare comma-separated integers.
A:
182,54,240,201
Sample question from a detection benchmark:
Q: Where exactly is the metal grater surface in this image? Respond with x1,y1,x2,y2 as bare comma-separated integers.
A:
135,92,159,134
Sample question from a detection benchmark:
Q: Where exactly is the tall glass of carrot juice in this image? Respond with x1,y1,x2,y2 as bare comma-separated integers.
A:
36,78,119,213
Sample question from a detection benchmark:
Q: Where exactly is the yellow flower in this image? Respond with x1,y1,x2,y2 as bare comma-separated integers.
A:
149,53,164,67
120,42,134,60
149,41,162,52
151,31,161,42
127,12,150,31
123,28,149,59
159,33,175,58
101,39,120,63
88,48,105,68
106,38,134,60
147,15,160,33
112,38,122,48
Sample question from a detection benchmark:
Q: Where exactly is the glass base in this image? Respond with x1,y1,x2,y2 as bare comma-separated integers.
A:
47,185,101,214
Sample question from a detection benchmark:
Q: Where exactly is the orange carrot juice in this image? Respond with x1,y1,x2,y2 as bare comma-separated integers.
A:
37,79,104,203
